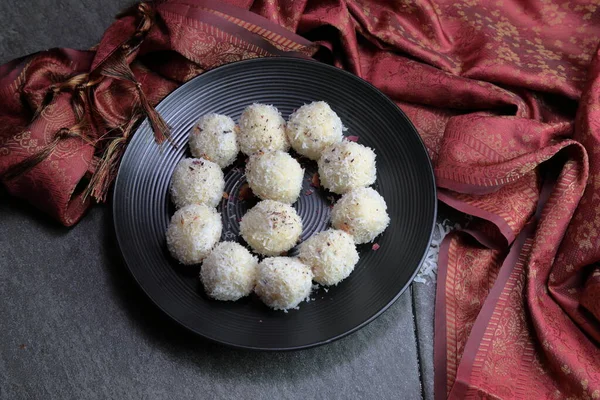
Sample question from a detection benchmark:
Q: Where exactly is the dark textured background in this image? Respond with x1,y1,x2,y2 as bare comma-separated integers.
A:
0,2,436,399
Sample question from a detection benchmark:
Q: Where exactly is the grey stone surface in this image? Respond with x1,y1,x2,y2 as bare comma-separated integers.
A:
413,283,436,400
0,187,427,399
0,1,436,399
0,0,134,63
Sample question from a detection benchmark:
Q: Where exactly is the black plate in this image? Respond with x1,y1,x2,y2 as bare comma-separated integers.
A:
113,57,436,350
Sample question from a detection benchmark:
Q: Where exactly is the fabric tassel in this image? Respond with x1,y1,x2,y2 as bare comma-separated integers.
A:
2,127,86,181
31,86,60,121
83,110,142,202
100,53,171,144
81,3,169,201
134,81,171,144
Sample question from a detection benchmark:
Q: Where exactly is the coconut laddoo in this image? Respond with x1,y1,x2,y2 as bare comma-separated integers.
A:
331,187,390,244
166,204,222,265
245,150,304,204
317,140,376,194
238,103,289,155
189,113,239,168
239,200,303,256
286,101,344,160
298,229,359,286
170,158,224,209
254,257,313,311
200,242,259,301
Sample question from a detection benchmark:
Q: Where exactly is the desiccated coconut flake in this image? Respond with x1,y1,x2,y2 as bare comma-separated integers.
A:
413,219,463,285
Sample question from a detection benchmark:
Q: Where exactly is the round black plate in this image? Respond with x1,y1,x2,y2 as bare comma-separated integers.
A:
113,57,437,350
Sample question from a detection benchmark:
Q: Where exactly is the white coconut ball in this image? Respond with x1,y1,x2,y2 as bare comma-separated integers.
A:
317,140,376,194
189,113,239,168
331,187,390,244
254,257,313,311
166,204,222,265
238,103,289,155
286,101,344,160
200,242,259,301
298,229,359,286
245,150,304,204
240,200,302,256
170,158,224,209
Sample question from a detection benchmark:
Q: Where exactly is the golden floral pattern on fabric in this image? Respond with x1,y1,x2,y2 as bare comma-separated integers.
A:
444,232,504,396
345,0,597,94
444,175,539,240
0,137,9,156
437,115,575,188
171,18,268,70
12,131,39,154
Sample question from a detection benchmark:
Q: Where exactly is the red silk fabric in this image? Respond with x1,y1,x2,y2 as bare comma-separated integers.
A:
1,1,600,398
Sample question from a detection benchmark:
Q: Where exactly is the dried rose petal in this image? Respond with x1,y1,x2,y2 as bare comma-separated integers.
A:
222,192,229,200
372,243,380,251
347,135,359,142
238,183,254,201
305,189,314,196
339,222,351,233
311,173,320,188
